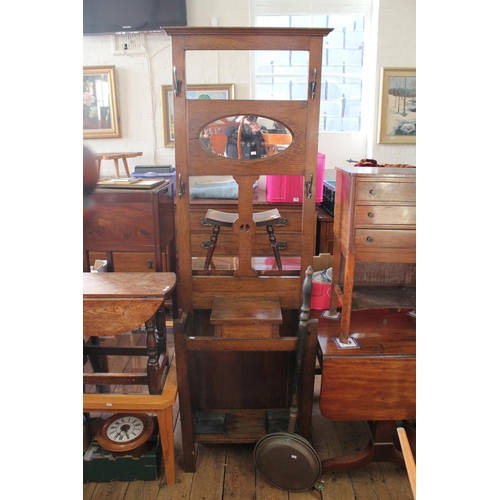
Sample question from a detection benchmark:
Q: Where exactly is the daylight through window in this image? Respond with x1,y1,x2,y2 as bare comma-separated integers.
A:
255,14,366,132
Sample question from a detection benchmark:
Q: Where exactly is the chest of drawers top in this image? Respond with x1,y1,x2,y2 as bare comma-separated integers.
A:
336,166,415,210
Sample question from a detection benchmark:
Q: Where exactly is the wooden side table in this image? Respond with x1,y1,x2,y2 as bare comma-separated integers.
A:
315,308,416,472
83,272,178,485
95,152,143,178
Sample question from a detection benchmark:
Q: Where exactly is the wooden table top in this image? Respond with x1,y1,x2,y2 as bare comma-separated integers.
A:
83,273,176,336
83,272,176,298
313,308,416,358
94,152,143,160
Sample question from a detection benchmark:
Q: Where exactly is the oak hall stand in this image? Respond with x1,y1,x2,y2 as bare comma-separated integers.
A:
163,27,331,472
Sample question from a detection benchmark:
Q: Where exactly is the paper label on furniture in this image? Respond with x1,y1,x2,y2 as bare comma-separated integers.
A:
320,310,341,320
333,337,360,349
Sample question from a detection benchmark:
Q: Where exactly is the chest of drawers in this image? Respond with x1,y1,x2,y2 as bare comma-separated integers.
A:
331,166,416,341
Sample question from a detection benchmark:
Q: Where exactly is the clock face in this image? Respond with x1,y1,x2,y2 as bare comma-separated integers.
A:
106,415,145,443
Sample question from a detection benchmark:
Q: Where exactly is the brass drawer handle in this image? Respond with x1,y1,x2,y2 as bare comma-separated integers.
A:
368,212,375,218
201,241,210,249
366,236,373,243
147,259,153,268
369,189,376,195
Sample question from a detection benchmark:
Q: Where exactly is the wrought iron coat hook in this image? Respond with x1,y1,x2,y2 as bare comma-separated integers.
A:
172,66,182,96
310,68,317,99
305,173,314,198
178,173,186,198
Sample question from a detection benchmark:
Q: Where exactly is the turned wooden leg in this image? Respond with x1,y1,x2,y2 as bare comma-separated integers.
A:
146,315,161,394
156,306,167,357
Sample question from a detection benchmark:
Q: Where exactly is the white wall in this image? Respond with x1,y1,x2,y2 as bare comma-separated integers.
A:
83,0,416,179
368,0,416,165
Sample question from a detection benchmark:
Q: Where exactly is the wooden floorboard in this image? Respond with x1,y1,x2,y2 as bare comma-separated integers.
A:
83,331,414,499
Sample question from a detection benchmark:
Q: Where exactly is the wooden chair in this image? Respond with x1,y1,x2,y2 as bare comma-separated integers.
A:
209,132,228,155
261,133,293,156
83,272,178,485
202,208,284,270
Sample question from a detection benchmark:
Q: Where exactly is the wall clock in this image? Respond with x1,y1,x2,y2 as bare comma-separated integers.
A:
96,413,154,455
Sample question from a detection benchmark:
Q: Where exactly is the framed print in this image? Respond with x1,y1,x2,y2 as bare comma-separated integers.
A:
378,68,416,144
83,66,120,139
161,84,235,147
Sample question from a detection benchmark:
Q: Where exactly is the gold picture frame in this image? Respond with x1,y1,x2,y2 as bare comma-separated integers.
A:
83,66,120,139
378,68,416,144
161,83,235,147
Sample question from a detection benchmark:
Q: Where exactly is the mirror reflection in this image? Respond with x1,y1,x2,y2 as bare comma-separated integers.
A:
199,115,292,160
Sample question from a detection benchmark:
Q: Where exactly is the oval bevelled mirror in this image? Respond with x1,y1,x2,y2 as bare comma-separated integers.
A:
199,115,292,160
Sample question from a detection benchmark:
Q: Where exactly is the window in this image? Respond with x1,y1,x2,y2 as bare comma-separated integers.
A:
254,14,366,132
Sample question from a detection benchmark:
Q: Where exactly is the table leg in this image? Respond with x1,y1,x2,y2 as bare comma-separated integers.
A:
86,337,111,394
339,252,355,343
321,420,404,473
122,157,131,177
173,315,196,472
113,158,120,178
146,315,161,394
157,407,176,485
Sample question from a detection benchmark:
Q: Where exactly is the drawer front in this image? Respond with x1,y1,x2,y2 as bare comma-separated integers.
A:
190,232,301,256
87,252,163,272
86,203,154,246
355,229,416,249
357,181,415,202
355,205,416,226
320,357,416,421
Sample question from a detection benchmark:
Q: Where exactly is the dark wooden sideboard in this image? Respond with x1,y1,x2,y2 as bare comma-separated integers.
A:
84,180,176,273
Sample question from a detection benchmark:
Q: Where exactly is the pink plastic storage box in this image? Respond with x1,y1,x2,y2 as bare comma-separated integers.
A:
266,153,325,203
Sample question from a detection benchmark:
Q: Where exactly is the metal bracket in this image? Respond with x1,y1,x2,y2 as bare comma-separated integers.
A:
172,66,182,96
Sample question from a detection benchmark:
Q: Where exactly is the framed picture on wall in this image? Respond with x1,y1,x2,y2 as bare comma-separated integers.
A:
161,84,235,147
83,66,120,139
378,68,416,144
